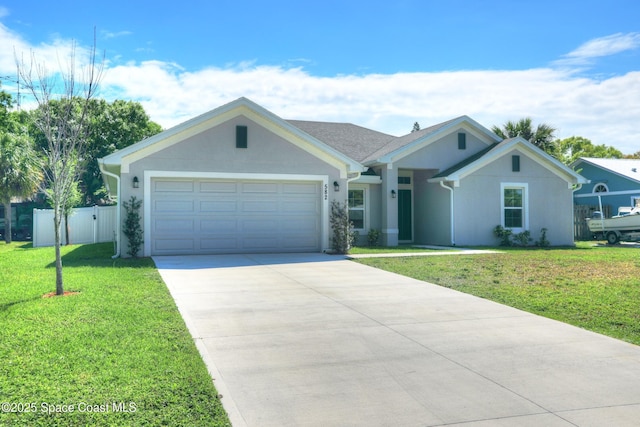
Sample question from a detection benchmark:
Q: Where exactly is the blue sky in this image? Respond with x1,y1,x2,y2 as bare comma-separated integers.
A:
1,0,639,154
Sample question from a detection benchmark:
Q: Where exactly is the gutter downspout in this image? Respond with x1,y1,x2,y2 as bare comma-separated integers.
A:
439,181,455,246
99,161,121,259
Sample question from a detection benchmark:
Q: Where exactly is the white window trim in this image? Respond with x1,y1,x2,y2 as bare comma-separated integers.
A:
348,185,369,232
500,183,529,232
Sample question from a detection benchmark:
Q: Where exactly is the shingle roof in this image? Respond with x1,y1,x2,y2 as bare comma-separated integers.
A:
577,157,640,184
431,142,501,179
286,120,395,162
360,117,464,163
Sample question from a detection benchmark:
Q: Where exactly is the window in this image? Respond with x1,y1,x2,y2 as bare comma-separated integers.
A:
398,176,411,184
512,155,520,172
458,133,466,150
501,183,528,231
593,183,608,193
348,189,365,230
236,125,248,148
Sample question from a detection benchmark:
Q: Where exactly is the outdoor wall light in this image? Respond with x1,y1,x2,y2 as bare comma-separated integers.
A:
132,176,139,188
391,189,397,198
333,181,340,192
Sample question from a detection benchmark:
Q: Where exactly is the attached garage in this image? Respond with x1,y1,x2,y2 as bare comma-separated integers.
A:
148,176,324,255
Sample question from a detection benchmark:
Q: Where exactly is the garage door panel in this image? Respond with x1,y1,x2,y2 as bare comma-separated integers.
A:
154,238,194,252
199,181,237,193
283,217,319,231
242,200,278,212
200,238,240,251
200,200,237,213
241,219,279,232
242,182,278,193
283,183,318,194
154,180,194,192
155,200,195,212
155,219,194,232
151,178,322,255
201,219,238,233
282,199,319,213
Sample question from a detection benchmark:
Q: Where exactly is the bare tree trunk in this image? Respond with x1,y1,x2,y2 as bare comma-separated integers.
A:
54,205,64,295
64,212,70,245
2,201,11,244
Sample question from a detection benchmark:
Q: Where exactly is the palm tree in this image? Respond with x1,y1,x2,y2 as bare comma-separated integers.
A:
492,118,557,154
0,132,42,243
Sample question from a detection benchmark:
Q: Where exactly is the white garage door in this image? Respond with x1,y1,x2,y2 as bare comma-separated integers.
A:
150,178,322,255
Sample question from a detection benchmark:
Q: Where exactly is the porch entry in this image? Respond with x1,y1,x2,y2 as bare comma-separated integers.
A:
398,189,412,241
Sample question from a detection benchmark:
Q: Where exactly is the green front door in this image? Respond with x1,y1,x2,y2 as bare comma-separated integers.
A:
398,189,412,241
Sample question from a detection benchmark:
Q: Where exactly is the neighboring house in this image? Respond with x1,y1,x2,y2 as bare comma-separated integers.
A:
99,97,587,256
572,157,640,215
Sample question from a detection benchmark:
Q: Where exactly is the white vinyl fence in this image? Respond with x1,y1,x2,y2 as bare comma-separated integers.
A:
33,206,117,247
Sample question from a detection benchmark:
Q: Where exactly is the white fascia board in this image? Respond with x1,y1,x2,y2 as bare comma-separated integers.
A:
350,174,382,184
448,138,588,185
103,97,364,177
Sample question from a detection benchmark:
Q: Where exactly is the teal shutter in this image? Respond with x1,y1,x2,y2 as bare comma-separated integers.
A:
512,155,520,172
236,126,248,148
458,133,466,149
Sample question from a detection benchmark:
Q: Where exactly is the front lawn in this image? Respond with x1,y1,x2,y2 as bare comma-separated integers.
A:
356,243,640,345
0,242,230,426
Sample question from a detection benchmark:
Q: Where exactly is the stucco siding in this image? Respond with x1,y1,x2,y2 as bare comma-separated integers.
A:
453,150,575,246
130,116,340,177
119,116,345,255
395,129,491,171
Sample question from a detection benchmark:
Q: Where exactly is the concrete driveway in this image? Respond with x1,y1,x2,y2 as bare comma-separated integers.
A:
154,253,640,427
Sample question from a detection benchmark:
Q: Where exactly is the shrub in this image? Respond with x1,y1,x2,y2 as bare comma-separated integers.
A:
535,228,550,247
493,225,513,246
495,225,550,247
512,230,532,247
330,200,354,254
367,228,381,247
123,196,144,257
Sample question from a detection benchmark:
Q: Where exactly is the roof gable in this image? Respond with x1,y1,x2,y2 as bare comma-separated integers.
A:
99,97,365,175
362,116,502,164
572,157,640,185
429,137,588,186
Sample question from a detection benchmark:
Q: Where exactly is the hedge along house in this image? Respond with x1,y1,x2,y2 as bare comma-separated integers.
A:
99,97,587,257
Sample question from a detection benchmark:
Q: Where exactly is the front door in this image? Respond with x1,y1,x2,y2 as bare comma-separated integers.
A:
398,189,412,241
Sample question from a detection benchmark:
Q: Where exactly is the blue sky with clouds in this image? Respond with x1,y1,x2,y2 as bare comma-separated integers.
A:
1,0,639,154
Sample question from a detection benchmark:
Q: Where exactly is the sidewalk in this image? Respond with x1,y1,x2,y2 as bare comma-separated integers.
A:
346,245,502,258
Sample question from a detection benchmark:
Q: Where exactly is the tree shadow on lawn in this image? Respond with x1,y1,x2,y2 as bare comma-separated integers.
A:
0,296,42,312
44,243,154,269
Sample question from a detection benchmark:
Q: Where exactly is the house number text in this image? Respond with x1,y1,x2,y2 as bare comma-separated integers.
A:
324,184,328,200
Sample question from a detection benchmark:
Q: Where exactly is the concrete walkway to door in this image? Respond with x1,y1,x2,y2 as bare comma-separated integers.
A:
154,253,640,427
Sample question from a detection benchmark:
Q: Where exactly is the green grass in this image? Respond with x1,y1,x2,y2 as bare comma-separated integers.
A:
0,242,230,427
356,243,640,345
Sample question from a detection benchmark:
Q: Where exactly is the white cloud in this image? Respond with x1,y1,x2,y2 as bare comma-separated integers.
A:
102,63,640,155
101,30,133,40
555,32,640,66
2,24,639,155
